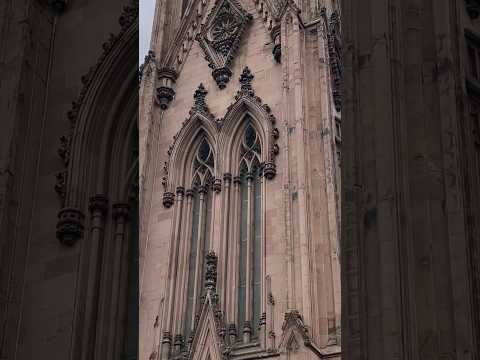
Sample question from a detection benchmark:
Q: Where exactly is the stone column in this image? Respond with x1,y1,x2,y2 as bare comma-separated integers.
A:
189,185,207,333
80,195,108,360
106,203,130,359
243,173,254,343
341,0,476,358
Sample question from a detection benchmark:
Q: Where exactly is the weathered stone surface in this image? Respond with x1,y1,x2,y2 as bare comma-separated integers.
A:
341,0,480,358
140,1,342,359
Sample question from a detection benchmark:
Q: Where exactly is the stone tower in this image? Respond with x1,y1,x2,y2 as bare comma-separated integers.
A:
139,1,342,359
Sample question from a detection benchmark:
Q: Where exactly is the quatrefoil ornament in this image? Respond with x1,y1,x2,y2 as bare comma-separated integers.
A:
196,0,252,89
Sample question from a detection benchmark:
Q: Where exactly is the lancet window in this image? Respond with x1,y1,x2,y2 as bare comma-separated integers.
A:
237,121,263,339
183,138,215,340
160,72,279,356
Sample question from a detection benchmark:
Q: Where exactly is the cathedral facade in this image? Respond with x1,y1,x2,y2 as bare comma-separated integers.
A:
139,1,342,359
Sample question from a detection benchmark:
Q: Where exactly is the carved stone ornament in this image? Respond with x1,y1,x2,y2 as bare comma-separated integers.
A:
162,67,280,208
88,194,108,216
156,67,178,110
466,0,480,19
280,310,312,347
228,67,279,179
162,191,175,208
205,251,218,292
54,170,67,200
270,25,281,63
321,8,342,112
56,208,85,246
139,50,155,81
196,0,252,88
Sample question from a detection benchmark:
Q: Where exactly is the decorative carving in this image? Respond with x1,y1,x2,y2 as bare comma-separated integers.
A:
205,251,218,292
196,0,252,88
56,208,85,246
466,0,480,19
263,161,277,179
190,83,211,117
212,67,233,89
58,135,70,165
174,334,184,348
54,170,67,201
243,320,252,335
212,178,222,193
157,67,178,109
139,50,155,81
270,25,281,63
281,310,312,346
225,67,280,179
162,331,173,344
112,203,131,221
321,9,343,112
163,191,175,208
88,194,108,216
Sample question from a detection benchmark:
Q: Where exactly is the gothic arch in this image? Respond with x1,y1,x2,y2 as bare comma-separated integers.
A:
219,97,275,175
54,2,139,360
65,24,138,207
165,113,218,193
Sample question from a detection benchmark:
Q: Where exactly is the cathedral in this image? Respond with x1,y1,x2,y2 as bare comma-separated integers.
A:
2,0,480,359
139,0,342,359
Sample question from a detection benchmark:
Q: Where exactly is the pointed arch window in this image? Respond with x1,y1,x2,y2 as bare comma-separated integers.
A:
184,138,215,341
237,121,263,340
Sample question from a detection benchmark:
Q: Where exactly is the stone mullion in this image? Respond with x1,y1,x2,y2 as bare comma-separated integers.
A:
259,173,267,348
79,195,108,360
243,174,254,343
94,206,116,360
168,187,185,339
211,180,223,301
174,189,194,349
114,220,132,360
160,188,184,360
106,203,131,360
220,174,232,315
190,186,207,333
228,177,241,342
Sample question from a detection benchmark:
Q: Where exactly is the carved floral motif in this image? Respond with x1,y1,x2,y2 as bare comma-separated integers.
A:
196,0,252,88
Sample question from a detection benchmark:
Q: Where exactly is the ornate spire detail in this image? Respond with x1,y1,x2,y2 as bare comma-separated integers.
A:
196,0,252,88
191,83,209,115
205,251,218,292
239,66,254,95
221,66,280,180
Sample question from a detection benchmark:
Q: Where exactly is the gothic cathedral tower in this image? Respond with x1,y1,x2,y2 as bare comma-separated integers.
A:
139,1,342,359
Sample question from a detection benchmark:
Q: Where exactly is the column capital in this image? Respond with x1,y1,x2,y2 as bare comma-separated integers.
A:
88,194,108,216
112,203,131,221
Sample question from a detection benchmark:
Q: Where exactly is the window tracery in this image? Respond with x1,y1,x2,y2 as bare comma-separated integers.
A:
160,68,279,356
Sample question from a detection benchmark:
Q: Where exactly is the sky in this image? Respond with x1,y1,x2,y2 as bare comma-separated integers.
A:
139,0,156,64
